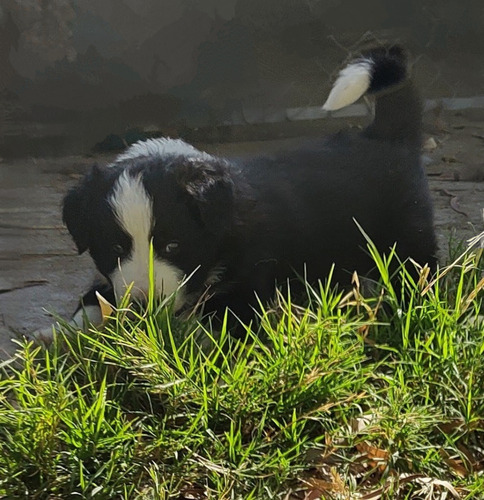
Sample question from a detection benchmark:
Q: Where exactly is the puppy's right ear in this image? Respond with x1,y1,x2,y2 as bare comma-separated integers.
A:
62,165,107,254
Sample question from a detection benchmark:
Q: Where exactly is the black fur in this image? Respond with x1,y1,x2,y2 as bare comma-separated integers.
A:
62,45,437,327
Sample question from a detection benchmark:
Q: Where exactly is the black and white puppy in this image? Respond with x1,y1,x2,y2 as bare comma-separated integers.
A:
42,45,437,338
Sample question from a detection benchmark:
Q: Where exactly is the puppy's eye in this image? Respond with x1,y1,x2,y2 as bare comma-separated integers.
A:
164,241,179,255
112,244,125,256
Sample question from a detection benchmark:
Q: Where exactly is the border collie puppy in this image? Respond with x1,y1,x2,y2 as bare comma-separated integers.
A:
41,45,437,338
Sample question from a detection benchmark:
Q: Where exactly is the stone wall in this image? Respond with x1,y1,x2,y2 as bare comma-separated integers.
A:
1,0,484,156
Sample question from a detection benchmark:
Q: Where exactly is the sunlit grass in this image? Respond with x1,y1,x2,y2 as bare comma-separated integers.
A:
0,238,482,499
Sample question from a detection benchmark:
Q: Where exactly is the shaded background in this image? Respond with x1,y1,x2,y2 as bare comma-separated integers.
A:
1,0,484,157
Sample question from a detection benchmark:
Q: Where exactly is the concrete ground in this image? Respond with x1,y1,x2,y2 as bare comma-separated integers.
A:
1,110,483,358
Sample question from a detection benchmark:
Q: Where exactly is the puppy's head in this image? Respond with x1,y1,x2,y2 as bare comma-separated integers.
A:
63,149,234,308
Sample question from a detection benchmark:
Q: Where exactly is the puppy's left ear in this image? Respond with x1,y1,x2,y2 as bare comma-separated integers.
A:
62,164,110,253
175,158,234,232
63,182,90,254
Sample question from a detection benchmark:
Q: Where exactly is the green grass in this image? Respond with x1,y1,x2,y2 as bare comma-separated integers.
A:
0,238,483,499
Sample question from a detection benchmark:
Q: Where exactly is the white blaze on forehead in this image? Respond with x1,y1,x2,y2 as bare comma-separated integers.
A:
323,59,372,111
108,171,185,308
113,137,213,165
110,172,153,241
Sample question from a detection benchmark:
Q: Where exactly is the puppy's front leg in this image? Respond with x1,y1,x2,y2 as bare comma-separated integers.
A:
33,282,115,344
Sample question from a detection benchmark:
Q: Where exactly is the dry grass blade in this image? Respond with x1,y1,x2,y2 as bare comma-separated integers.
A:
398,473,461,498
302,477,341,499
356,472,462,500
355,441,389,473
460,275,484,314
95,290,115,321
422,232,483,294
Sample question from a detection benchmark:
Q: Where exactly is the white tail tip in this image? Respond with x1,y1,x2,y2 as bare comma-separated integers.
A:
323,59,372,111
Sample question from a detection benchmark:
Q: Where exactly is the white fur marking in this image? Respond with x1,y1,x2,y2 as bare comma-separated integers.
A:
113,137,213,165
109,172,186,308
323,59,372,111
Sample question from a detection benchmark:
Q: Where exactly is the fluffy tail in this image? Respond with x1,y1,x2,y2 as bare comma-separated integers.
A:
323,45,422,143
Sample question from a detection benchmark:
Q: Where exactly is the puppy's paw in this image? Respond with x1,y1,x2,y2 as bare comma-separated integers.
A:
31,304,105,347
31,324,59,345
